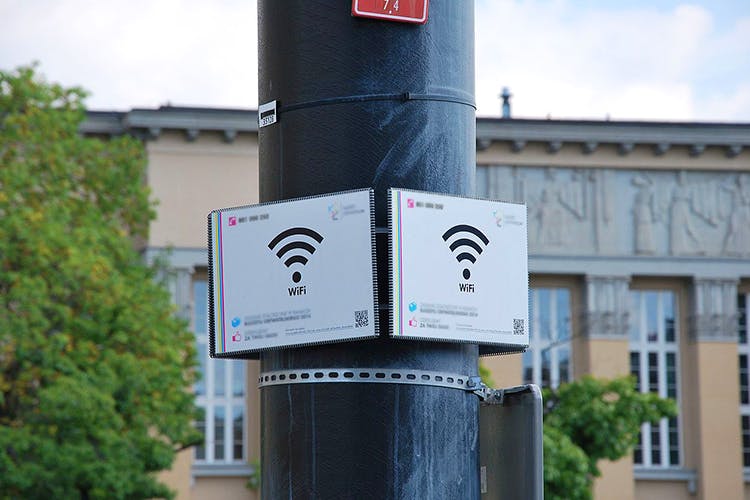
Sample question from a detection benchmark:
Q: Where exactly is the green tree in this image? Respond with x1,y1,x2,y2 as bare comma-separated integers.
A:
0,65,200,499
543,375,677,500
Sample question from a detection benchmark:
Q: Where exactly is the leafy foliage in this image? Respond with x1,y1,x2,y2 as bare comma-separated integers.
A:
542,376,677,500
478,362,495,388
246,459,261,492
0,64,200,499
543,426,591,500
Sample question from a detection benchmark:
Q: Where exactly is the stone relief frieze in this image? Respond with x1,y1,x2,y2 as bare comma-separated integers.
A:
477,165,750,258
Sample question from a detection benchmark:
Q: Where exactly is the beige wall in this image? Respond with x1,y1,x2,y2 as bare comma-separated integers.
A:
635,480,691,500
147,131,260,498
481,355,521,388
583,339,630,379
691,342,743,499
581,332,633,500
191,477,256,500
147,131,259,248
158,448,193,500
586,338,635,500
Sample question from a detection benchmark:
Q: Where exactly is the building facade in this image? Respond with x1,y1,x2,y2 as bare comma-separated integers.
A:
83,107,750,499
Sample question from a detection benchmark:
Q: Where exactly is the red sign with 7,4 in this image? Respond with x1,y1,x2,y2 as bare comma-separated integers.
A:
352,0,429,25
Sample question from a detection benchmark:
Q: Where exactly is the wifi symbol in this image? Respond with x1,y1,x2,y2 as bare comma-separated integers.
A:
268,227,324,283
442,224,490,280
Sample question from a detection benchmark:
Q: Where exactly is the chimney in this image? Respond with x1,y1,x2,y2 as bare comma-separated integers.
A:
500,86,512,118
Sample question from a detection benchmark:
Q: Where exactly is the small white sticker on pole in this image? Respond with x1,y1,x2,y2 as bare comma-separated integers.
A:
389,189,529,355
258,100,277,128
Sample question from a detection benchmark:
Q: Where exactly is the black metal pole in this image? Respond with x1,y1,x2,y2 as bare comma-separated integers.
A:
258,1,477,497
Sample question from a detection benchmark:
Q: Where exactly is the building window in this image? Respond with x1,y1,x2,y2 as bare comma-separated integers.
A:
193,278,246,464
739,292,750,468
522,288,572,389
629,290,680,467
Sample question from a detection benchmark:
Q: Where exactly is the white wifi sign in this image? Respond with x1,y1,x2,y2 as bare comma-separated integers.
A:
208,188,378,357
390,188,528,353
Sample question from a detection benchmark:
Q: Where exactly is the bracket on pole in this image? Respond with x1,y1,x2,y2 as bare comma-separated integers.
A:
479,384,544,500
468,376,505,403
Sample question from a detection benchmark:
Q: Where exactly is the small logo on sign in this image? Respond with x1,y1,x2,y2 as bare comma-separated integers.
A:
328,202,340,221
228,216,237,226
231,317,241,328
408,301,417,312
408,317,418,327
231,331,241,342
493,210,503,228
407,198,415,208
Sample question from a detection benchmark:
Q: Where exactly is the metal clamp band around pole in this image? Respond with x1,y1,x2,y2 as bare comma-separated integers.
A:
258,368,484,392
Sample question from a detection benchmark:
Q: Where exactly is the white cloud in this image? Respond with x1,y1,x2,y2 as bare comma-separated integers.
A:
0,0,258,110
701,83,750,122
475,0,750,121
1,0,748,121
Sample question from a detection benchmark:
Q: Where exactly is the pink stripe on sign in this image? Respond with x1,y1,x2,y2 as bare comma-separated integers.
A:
218,212,227,352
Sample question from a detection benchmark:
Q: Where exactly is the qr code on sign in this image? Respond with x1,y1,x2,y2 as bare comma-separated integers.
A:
513,318,525,335
355,310,369,328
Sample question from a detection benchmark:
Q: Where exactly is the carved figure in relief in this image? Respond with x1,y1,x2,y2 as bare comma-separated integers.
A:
593,170,614,226
536,186,564,245
632,174,657,254
722,174,750,256
564,170,587,220
533,168,586,248
590,169,617,253
514,169,525,204
691,179,722,227
670,171,702,255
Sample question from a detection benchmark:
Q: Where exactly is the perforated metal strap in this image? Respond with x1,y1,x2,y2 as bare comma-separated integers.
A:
258,368,484,392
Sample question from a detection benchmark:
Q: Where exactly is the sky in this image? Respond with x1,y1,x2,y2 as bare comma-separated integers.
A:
1,0,749,122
